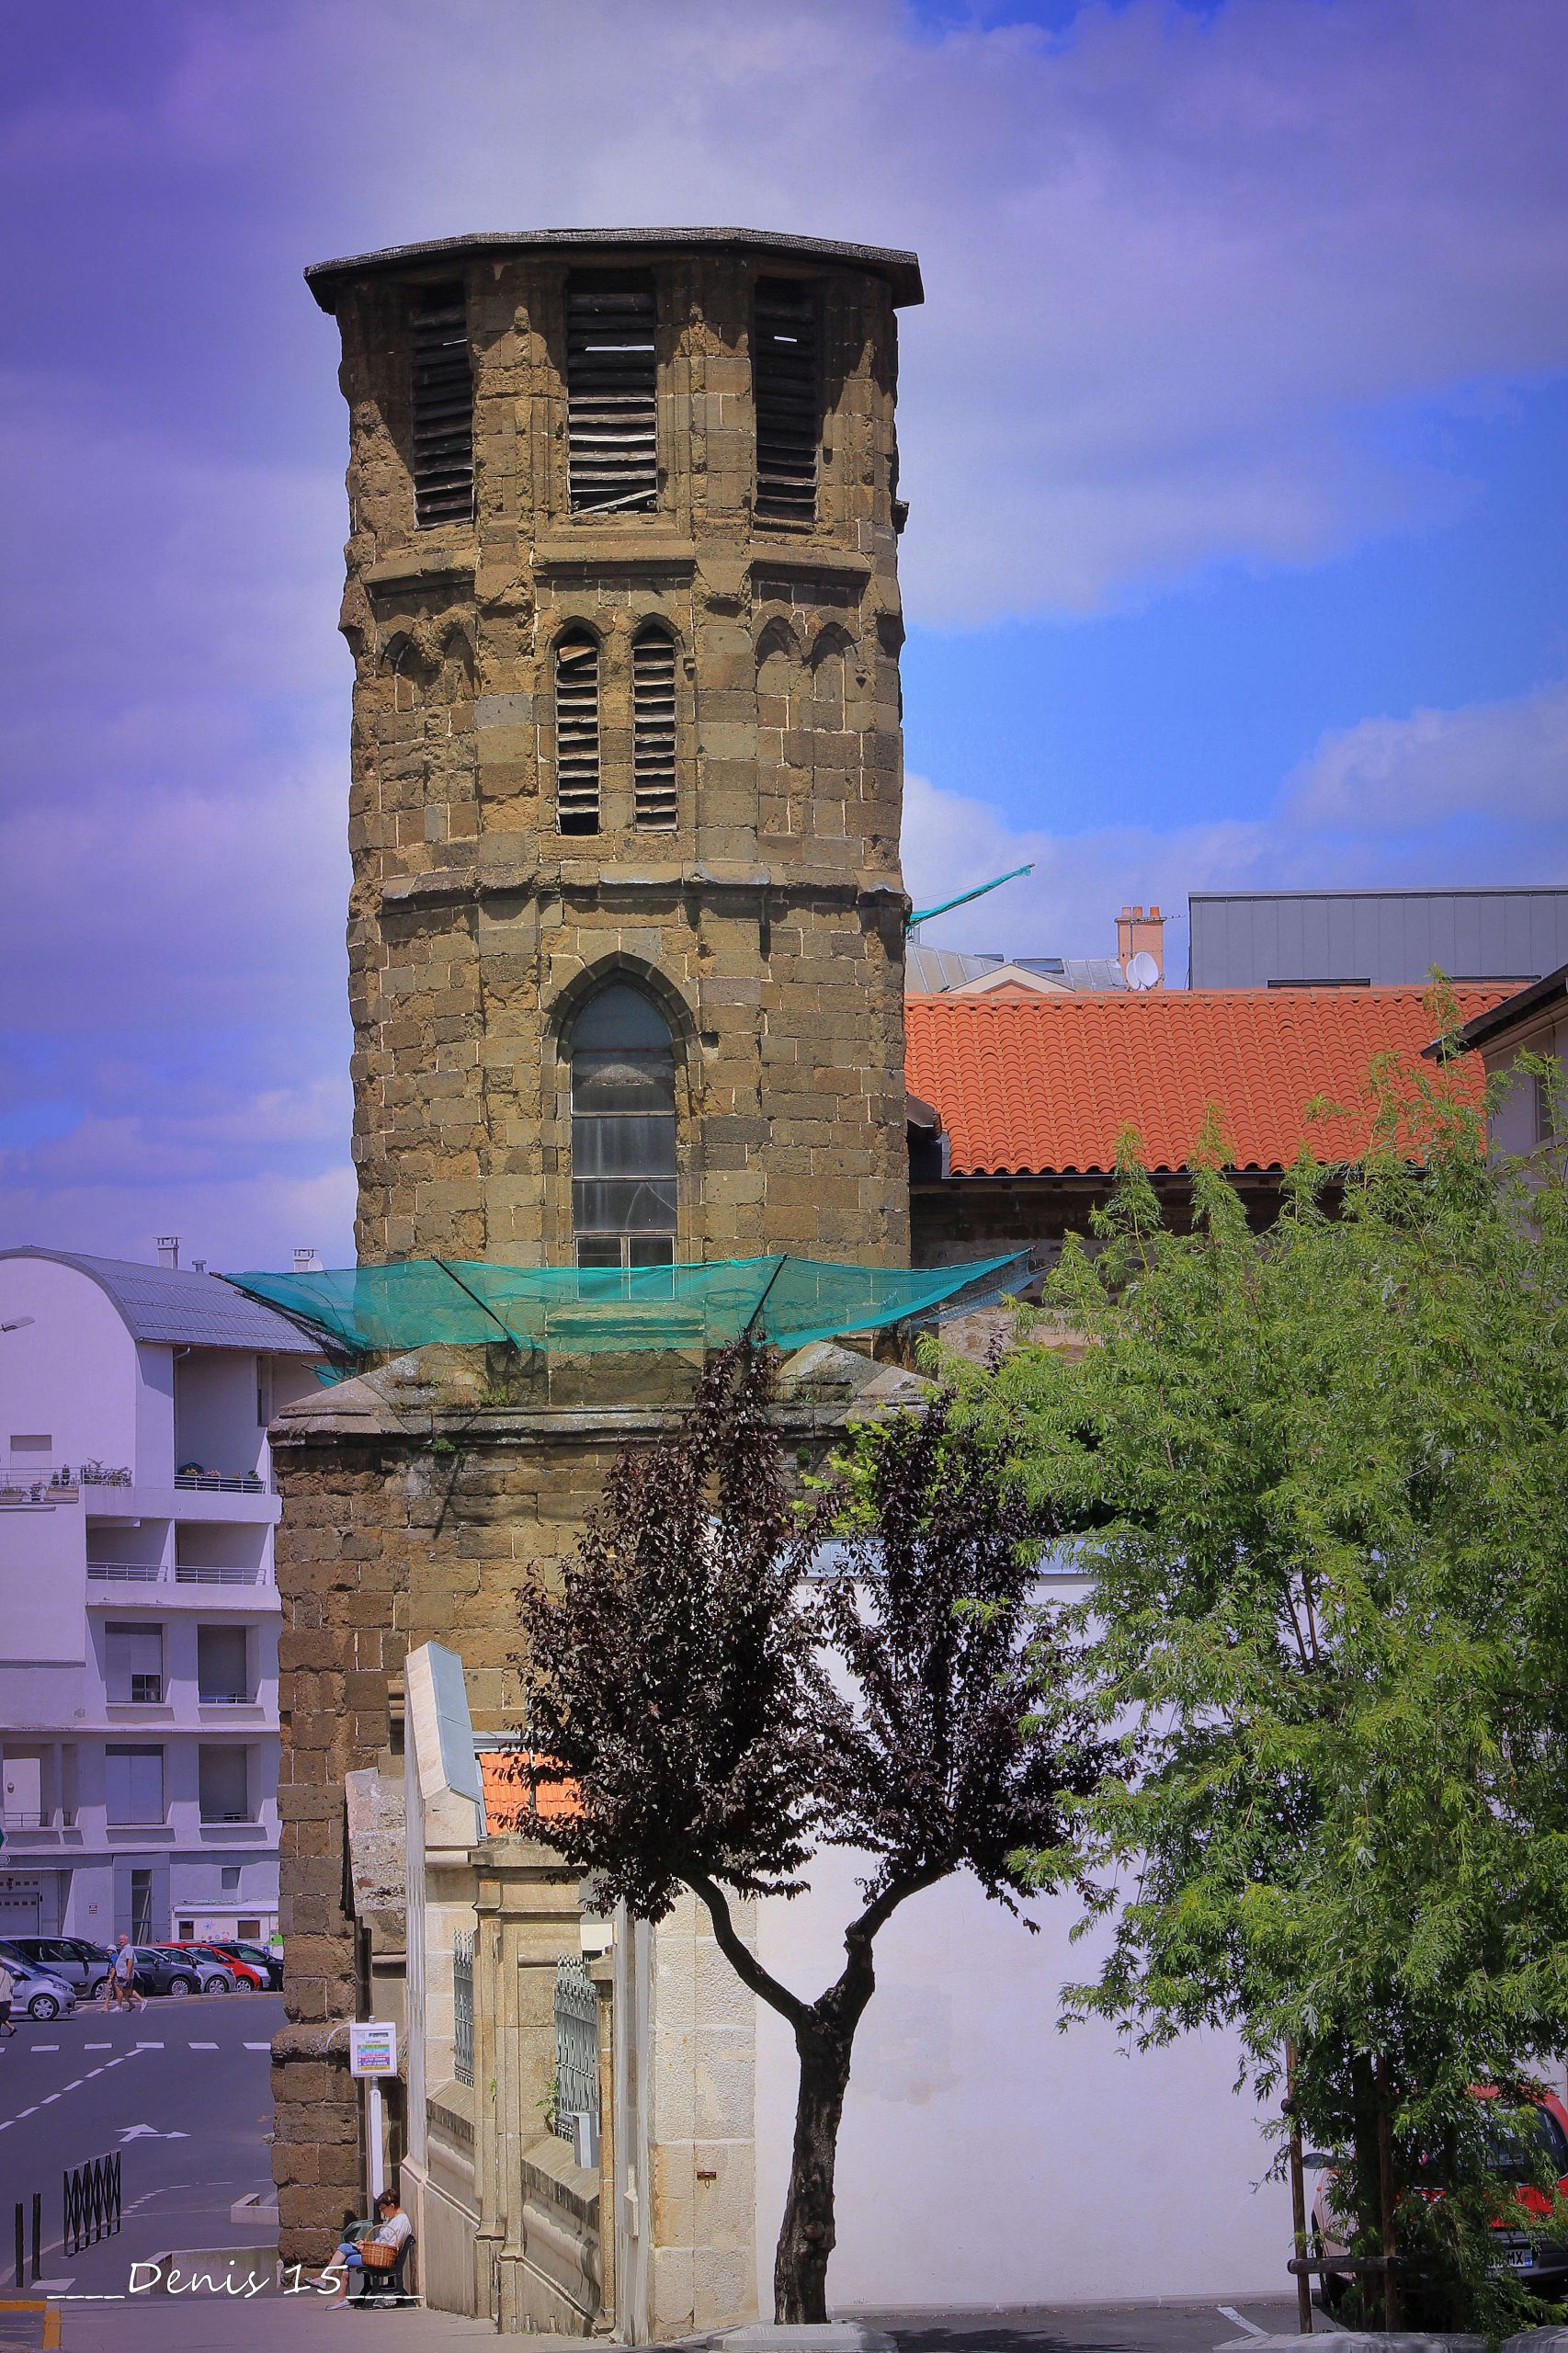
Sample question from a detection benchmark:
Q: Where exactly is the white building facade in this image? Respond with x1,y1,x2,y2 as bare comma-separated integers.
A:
0,1247,323,1947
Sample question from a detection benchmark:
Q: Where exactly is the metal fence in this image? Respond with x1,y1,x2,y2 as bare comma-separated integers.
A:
453,1929,474,2088
62,2154,120,2257
552,1955,598,2162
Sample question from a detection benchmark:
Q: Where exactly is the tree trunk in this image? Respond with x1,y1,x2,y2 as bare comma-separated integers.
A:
774,2018,853,2324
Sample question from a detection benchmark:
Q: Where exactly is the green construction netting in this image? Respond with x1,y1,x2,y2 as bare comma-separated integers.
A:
224,1253,1028,1359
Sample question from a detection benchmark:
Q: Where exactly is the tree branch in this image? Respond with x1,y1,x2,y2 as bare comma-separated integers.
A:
687,1872,812,2033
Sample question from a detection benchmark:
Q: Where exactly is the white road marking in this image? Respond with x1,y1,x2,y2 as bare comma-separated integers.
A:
134,2040,164,2049
188,2040,219,2050
17,2105,38,2116
32,2042,59,2052
85,2041,111,2050
244,2040,271,2051
1217,2310,1267,2339
40,2091,61,2103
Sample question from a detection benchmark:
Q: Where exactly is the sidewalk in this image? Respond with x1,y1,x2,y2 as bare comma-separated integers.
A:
47,2296,534,2353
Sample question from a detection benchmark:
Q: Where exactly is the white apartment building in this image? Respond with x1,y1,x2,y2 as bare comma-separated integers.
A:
0,1246,324,1946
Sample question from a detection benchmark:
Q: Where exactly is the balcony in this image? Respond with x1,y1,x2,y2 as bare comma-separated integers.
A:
0,1807,78,1832
175,1470,275,1495
88,1563,276,1603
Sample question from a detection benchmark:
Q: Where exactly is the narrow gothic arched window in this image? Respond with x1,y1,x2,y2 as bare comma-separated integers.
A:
554,629,601,835
569,984,677,1268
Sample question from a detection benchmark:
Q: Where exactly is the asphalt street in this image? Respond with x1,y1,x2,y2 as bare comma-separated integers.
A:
0,1991,279,2302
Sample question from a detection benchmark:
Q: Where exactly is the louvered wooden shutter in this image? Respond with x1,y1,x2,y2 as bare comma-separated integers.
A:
410,286,474,529
632,629,678,828
754,278,819,524
567,272,658,514
555,632,601,834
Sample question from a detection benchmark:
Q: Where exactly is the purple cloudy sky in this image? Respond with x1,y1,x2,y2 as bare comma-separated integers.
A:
3,0,1566,1271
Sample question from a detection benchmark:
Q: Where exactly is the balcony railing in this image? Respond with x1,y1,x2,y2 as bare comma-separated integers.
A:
89,1562,273,1588
0,1808,78,1831
199,1809,256,1825
199,1691,256,1706
175,1470,270,1495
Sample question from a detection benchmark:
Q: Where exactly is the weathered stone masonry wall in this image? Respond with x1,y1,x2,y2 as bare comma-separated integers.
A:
320,240,915,1270
269,1350,879,2268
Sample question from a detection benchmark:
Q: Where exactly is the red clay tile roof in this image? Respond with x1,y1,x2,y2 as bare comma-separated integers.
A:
480,1750,579,1835
905,986,1506,1177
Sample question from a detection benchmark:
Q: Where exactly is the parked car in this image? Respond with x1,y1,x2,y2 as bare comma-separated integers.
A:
1312,2086,1568,2305
121,1945,207,1998
0,1934,113,2000
207,1940,283,1992
158,1940,266,1991
0,1942,79,2021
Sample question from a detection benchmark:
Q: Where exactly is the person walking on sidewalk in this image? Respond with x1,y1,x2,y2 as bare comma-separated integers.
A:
0,1953,16,2038
104,1935,143,2014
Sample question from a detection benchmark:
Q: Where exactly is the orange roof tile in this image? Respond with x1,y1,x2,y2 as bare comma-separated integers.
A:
905,986,1506,1177
480,1749,579,1835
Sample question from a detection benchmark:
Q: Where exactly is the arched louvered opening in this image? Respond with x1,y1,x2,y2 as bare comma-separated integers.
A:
554,631,601,835
754,278,820,525
631,626,678,828
409,284,474,529
567,271,659,515
569,983,677,1268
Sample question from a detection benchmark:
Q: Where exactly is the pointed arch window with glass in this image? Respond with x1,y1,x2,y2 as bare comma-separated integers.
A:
570,984,677,1268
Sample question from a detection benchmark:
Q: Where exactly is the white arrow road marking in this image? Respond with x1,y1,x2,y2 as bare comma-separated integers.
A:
116,2123,190,2142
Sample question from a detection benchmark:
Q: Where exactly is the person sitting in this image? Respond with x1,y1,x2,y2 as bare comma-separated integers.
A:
324,2186,411,2309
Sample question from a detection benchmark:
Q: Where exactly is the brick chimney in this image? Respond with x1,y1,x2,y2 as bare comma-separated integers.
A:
1116,904,1165,984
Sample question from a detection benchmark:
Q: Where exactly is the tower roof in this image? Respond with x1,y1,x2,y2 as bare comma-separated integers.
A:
306,225,923,311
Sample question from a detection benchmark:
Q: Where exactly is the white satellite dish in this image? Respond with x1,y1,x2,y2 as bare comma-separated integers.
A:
1126,950,1160,992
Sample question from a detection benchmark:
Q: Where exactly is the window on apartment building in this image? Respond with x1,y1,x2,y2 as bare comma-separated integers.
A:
222,1866,241,1892
570,983,677,1270
631,624,678,828
106,1622,163,1705
754,278,821,524
199,1745,250,1825
554,629,601,834
238,1917,262,1940
1536,1074,1557,1145
198,1625,251,1704
129,1869,153,1942
566,270,658,514
410,283,474,529
106,1745,164,1825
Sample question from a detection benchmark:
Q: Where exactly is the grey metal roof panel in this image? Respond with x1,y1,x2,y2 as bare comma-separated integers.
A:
1188,889,1568,989
306,227,924,311
0,1248,325,1354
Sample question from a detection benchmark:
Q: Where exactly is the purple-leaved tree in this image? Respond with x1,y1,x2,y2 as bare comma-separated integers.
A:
511,1340,1108,2324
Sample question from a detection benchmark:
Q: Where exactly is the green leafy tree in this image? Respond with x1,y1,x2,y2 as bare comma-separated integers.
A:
967,1050,1568,2333
508,1342,1107,2324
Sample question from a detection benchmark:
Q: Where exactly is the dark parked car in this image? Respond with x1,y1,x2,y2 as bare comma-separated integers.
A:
0,1935,113,2000
123,1945,205,1998
209,1940,283,1992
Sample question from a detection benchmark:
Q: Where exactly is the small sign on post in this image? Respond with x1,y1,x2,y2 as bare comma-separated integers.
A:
348,2021,397,2204
348,2021,397,2078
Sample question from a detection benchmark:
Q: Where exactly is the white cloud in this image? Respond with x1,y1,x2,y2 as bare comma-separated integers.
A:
1286,678,1568,835
904,675,1568,967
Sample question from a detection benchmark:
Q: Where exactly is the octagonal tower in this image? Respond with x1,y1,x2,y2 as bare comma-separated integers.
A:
305,227,923,1271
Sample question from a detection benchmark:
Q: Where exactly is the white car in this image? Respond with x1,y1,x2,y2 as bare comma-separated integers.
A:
0,1945,79,2021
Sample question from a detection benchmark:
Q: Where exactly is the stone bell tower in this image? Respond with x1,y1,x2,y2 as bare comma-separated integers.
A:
305,227,921,1272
